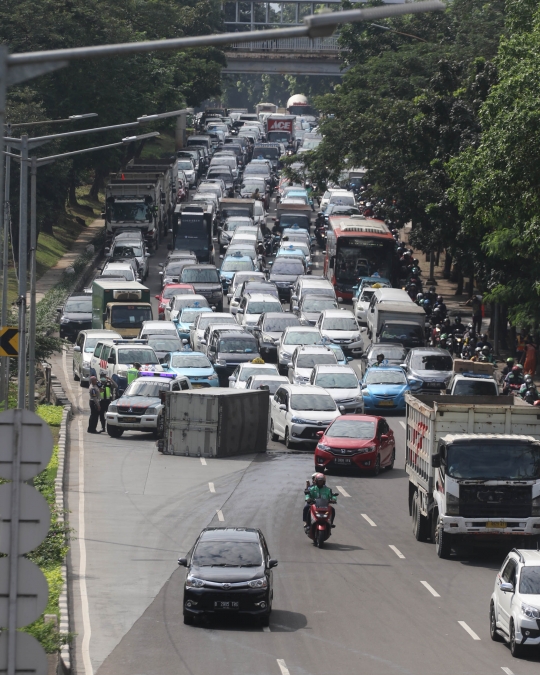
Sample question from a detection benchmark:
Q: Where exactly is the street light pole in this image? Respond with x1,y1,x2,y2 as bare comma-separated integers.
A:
27,156,37,412
1,125,10,410
17,135,28,410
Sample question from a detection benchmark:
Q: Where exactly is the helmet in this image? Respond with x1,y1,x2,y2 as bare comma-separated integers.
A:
512,366,521,374
440,333,448,340
517,364,524,370
314,473,326,485
525,374,533,384
437,295,443,303
416,293,424,301
413,258,419,266
506,357,514,365
475,347,482,352
482,346,490,354
433,307,441,315
467,323,473,329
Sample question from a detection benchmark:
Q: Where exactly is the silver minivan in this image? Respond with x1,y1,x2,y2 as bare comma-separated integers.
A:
73,329,122,386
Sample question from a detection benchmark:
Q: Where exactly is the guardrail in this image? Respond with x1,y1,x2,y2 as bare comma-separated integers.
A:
229,36,343,52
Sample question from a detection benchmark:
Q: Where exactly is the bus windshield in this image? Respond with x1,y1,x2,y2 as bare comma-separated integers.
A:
335,238,394,285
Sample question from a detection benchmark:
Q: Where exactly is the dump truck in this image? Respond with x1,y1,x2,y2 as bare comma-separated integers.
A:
405,393,540,558
92,279,152,338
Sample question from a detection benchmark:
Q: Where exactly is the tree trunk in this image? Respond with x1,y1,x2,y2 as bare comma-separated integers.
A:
68,173,78,208
443,252,452,279
89,169,106,200
455,267,464,295
500,304,509,350
466,275,474,298
40,216,54,235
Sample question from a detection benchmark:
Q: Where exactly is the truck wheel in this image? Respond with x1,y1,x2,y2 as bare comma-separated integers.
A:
490,603,503,642
412,491,429,542
107,426,124,438
435,515,451,558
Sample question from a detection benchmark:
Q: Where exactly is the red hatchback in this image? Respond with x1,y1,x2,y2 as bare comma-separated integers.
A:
314,415,395,476
155,283,195,318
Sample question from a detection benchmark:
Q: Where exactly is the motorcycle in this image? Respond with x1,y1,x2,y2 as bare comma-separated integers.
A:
305,493,338,548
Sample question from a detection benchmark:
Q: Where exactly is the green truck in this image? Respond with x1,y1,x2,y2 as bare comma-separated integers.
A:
92,279,152,338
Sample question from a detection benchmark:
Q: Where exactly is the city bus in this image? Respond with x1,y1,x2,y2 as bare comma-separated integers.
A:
323,216,397,300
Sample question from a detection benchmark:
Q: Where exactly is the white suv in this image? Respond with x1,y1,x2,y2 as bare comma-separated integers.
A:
288,345,337,385
490,549,540,657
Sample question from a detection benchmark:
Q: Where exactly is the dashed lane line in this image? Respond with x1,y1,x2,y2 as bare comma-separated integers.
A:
501,669,514,675
361,513,377,527
209,482,215,493
200,457,207,465
389,545,405,559
336,486,351,497
217,509,225,521
420,580,441,597
277,659,291,675
458,621,481,640
399,421,406,429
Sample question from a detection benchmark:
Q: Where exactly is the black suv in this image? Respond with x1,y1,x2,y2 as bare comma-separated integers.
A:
57,293,92,341
253,312,301,363
206,329,260,385
179,527,277,626
180,264,224,311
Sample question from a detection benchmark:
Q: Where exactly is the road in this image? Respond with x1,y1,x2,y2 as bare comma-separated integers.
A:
50,198,540,675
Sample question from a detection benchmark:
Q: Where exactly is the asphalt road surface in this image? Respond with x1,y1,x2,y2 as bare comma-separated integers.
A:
51,197,540,675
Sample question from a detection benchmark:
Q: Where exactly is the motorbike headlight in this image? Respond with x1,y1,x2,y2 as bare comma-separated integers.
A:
521,603,540,619
185,576,205,588
248,577,268,589
446,492,459,515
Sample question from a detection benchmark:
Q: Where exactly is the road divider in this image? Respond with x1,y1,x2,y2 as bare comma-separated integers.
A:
336,486,350,497
420,580,440,597
361,513,377,526
389,545,405,559
458,621,481,640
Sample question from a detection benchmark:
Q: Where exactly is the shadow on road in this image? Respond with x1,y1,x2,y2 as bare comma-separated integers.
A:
198,609,308,633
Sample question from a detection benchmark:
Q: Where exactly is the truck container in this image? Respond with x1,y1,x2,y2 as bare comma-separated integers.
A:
159,388,269,457
125,158,177,225
92,279,152,338
171,204,214,263
405,393,540,557
265,115,296,150
367,301,426,348
286,94,310,116
218,198,255,224
256,102,278,117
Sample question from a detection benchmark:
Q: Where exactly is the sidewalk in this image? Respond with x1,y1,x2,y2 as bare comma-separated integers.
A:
33,217,104,302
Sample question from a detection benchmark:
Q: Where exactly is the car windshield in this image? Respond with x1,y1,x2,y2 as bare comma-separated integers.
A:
101,268,134,281
219,339,257,354
365,370,406,385
249,379,283,394
180,310,209,324
110,306,152,328
297,354,337,368
368,345,406,361
226,220,252,230
290,394,336,411
84,337,107,353
65,299,92,313
412,355,453,371
271,261,304,275
519,567,540,594
254,147,280,158
124,380,170,397
181,268,220,283
446,442,540,480
380,324,424,341
165,263,186,275
247,301,282,314
198,315,235,329
117,349,158,365
327,420,375,439
192,540,262,567
147,338,182,352
222,260,254,272
315,372,358,388
208,172,231,181
112,245,142,258
177,161,194,170
453,380,498,396
280,215,310,229
239,366,277,381
284,331,321,346
263,317,300,332
110,202,151,223
329,195,355,205
303,299,337,312
360,289,375,301
323,317,358,331
163,287,194,299
171,354,211,368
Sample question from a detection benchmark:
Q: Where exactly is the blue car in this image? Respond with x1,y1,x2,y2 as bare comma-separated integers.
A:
361,365,416,413
175,306,213,340
326,343,353,366
220,253,255,290
161,350,219,388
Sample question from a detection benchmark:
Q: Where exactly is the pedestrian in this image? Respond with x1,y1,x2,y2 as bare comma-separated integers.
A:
126,362,142,386
523,339,537,376
88,376,101,434
98,375,118,433
466,294,483,334
516,331,526,363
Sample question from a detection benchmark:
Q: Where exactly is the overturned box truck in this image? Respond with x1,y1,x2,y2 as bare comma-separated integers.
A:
405,393,540,558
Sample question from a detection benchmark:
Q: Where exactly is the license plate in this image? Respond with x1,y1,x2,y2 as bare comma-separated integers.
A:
335,458,351,464
192,384,205,389
214,601,239,609
120,417,138,423
377,400,394,407
486,521,506,529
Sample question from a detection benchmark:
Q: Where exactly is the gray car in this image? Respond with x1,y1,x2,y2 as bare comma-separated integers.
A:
402,347,454,392
293,294,338,326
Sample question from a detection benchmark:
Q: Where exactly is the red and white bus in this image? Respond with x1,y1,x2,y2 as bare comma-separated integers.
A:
323,216,397,300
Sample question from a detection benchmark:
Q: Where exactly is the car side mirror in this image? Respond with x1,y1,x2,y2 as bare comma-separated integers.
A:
500,582,514,593
400,363,407,369
346,356,353,362
73,346,81,353
228,376,236,382
431,454,440,468
178,557,188,567
155,295,160,300
339,405,345,412
268,559,278,568
291,295,298,302
316,430,324,438
279,404,287,411
362,384,367,389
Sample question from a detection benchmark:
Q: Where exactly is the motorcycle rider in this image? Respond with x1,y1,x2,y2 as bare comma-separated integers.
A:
501,357,515,379
303,473,337,528
503,365,525,395
519,374,534,398
434,295,447,319
452,315,466,334
479,345,495,364
373,353,386,366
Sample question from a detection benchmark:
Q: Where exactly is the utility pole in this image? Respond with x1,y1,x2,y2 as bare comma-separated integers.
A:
27,157,37,412
16,136,28,410
0,125,10,410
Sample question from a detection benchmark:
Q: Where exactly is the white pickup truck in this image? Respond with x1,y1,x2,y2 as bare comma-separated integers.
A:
405,393,540,558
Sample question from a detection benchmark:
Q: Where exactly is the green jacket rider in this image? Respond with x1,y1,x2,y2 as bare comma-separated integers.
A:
303,473,337,528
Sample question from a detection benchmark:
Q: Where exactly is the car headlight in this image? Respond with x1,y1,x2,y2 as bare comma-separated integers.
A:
280,352,291,361
521,603,540,619
446,492,459,515
216,358,227,366
185,576,205,588
291,417,310,424
248,577,268,589
317,443,330,451
357,445,376,454
145,404,160,414
208,373,218,380
60,317,71,324
108,404,118,413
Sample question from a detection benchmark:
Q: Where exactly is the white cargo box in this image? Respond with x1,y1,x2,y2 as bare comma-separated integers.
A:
161,388,269,457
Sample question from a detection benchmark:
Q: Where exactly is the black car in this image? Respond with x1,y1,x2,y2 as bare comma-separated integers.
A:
268,258,305,301
58,294,92,341
180,265,224,312
253,312,301,363
206,329,260,385
145,335,183,362
179,527,277,626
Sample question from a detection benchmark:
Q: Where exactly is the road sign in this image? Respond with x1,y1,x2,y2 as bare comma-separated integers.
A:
0,483,50,555
0,632,47,675
0,558,48,628
0,328,18,357
0,410,53,481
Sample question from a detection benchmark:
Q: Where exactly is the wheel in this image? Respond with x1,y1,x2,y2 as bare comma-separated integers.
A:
510,620,524,657
216,302,224,312
386,447,395,470
73,366,80,382
371,454,381,477
490,603,503,642
315,529,325,548
412,491,429,542
284,427,295,449
107,426,124,438
270,420,279,442
434,514,451,558
183,612,194,626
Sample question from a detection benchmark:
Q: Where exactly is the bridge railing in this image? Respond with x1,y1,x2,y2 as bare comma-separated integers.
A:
228,36,342,52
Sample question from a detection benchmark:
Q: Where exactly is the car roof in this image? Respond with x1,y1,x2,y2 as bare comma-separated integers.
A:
366,365,404,372
216,330,254,338
511,549,540,565
250,374,288,381
314,364,356,373
81,330,121,337
409,347,452,357
104,261,134,268
279,383,330,395
175,294,207,302
66,294,89,300
199,527,260,542
169,350,207,357
239,362,277,369
263,312,294,319
301,294,337,303
246,293,281,301
223,254,252,262
283,326,320,333
321,309,355,318
298,278,333,287
295,345,334,354
327,414,379,423
183,264,217,270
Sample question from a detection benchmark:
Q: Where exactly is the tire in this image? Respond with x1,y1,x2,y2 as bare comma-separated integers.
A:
510,620,524,657
284,427,295,449
371,454,381,477
107,426,124,438
434,514,451,558
183,612,194,626
260,613,270,628
270,420,279,442
216,302,224,312
386,447,395,471
73,366,80,382
315,529,325,548
412,491,429,542
490,603,503,642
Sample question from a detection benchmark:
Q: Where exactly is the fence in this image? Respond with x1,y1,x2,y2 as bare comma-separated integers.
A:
229,36,342,52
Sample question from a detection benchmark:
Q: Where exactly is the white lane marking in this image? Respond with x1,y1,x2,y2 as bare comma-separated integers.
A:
501,669,514,675
361,513,377,527
389,545,405,559
263,625,271,633
399,421,406,429
77,417,93,675
420,580,440,597
209,482,216,493
217,509,224,521
277,660,290,675
200,457,207,465
336,485,350,497
458,621,481,640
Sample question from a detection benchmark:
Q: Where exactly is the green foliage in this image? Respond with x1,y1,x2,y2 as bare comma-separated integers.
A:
36,405,63,427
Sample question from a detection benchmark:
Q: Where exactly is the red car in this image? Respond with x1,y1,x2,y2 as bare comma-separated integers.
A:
155,283,195,319
314,415,395,475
